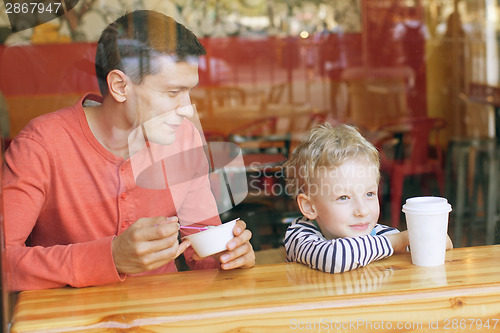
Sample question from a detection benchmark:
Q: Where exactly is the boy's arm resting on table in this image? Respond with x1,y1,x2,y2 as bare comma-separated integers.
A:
385,231,409,253
446,236,454,250
284,221,397,274
385,231,453,253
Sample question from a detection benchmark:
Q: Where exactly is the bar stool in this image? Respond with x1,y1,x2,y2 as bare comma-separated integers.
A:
472,140,500,245
446,138,471,247
446,137,499,246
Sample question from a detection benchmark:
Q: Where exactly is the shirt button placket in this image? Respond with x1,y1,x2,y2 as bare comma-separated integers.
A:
119,161,132,233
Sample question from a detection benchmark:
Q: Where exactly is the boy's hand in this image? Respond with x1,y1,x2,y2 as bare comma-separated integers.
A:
386,230,409,253
386,231,453,254
446,235,453,250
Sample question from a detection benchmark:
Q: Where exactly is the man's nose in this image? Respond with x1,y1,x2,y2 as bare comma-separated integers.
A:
175,104,194,118
175,93,194,117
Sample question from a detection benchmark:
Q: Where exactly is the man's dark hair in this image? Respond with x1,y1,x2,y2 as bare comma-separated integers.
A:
95,10,206,96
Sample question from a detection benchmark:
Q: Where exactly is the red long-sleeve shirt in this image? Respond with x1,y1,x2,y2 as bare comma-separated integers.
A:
3,94,220,291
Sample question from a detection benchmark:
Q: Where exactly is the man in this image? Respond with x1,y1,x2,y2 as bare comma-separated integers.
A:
3,10,255,291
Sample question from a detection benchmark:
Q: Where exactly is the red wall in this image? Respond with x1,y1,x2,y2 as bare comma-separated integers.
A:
0,1,427,134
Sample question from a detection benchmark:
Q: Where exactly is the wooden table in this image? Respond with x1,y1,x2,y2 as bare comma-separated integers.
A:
11,245,500,332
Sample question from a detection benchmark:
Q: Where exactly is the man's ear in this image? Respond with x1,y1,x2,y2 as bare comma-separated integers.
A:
107,69,128,103
297,193,318,220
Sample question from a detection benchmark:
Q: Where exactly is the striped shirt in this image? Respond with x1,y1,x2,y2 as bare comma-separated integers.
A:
284,217,399,273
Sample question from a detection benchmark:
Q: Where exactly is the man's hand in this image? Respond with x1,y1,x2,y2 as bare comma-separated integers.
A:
112,216,190,274
193,219,255,269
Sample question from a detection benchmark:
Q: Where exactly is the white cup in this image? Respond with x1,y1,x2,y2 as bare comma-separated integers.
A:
185,220,237,258
402,196,452,266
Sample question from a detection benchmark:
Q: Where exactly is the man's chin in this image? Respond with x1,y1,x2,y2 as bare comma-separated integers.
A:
148,133,176,146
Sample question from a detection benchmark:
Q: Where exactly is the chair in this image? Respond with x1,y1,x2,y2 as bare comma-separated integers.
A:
226,117,292,250
261,83,288,108
228,116,278,137
229,117,290,174
209,86,246,108
202,130,227,142
376,117,447,228
1,137,11,152
288,111,327,133
342,67,414,131
286,111,328,149
228,116,290,194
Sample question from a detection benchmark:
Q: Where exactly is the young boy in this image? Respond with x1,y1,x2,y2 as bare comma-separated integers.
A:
283,123,412,273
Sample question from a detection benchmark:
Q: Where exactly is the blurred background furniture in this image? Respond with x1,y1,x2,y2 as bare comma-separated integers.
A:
447,136,483,246
377,117,446,228
262,82,288,107
284,110,328,149
222,117,292,250
342,67,414,130
447,83,500,246
202,130,227,142
470,141,500,245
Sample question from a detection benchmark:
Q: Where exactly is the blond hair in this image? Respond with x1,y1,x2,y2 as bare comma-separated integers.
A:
283,123,380,198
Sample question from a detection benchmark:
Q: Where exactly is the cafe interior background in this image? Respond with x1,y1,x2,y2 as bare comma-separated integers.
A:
0,0,500,327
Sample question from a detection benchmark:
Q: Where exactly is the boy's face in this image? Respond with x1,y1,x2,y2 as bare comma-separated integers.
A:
305,159,380,239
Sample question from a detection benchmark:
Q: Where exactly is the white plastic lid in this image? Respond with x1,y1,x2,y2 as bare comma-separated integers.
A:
402,196,452,215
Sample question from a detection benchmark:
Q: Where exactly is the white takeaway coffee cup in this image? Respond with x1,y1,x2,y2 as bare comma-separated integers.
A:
402,197,452,266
